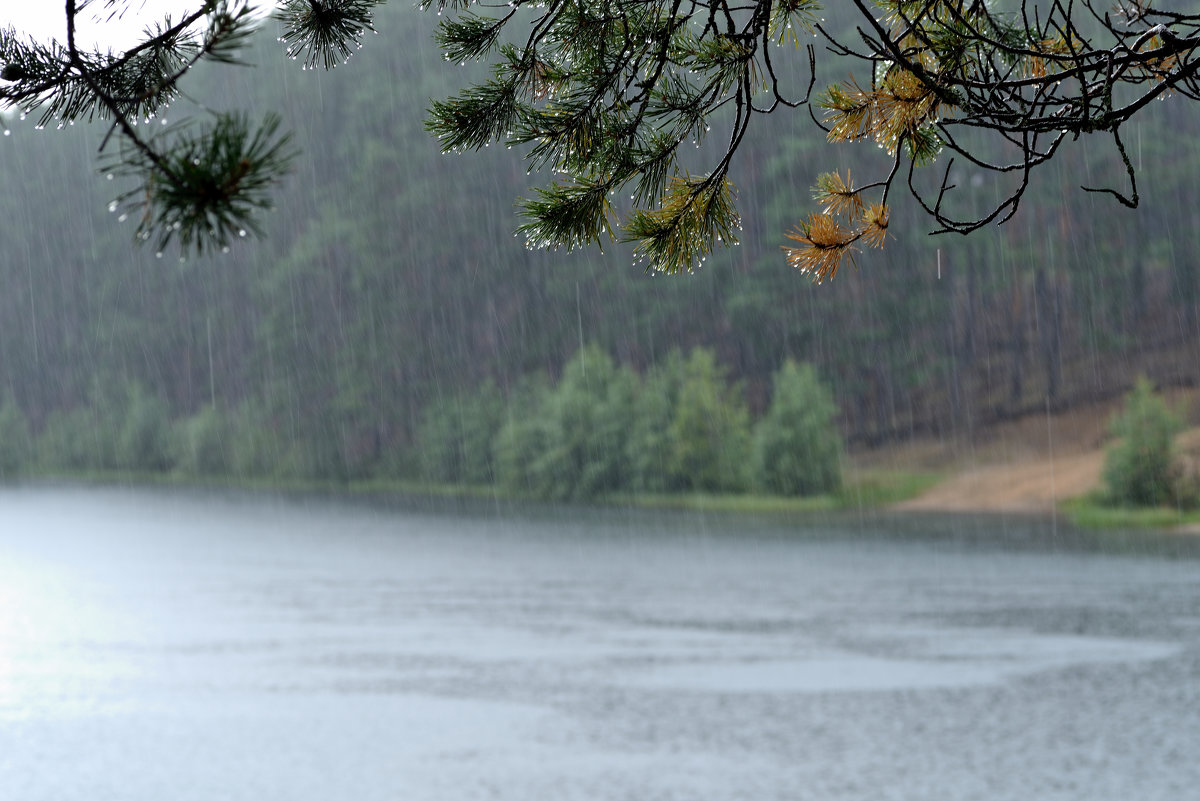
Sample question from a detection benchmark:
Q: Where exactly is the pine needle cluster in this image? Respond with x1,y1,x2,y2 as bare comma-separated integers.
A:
5,0,1200,274
425,0,820,274
781,171,888,283
0,0,385,256
108,113,295,254
277,0,386,70
777,0,1200,273
428,0,1200,278
438,0,1200,278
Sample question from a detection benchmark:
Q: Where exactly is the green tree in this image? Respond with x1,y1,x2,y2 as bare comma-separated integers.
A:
0,395,31,478
417,380,504,486
176,404,231,476
752,361,842,496
536,345,639,500
36,377,129,472
493,374,555,496
1103,378,1183,507
38,408,103,472
626,351,688,493
227,399,290,479
117,382,175,472
667,348,751,492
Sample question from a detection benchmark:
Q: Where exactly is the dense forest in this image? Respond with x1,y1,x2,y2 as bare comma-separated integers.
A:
0,4,1197,484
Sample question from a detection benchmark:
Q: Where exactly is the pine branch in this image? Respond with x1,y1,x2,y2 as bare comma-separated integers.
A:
625,175,740,274
106,113,296,255
516,179,616,251
276,0,387,70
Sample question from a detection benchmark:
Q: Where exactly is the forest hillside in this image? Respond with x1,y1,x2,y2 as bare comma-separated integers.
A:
0,4,1197,483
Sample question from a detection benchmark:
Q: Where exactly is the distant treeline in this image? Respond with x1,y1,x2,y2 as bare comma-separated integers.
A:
0,4,1198,482
419,346,841,499
0,347,843,500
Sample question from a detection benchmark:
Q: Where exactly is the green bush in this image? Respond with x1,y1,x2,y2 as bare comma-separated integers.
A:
752,361,843,496
627,351,686,493
493,374,554,495
417,380,504,485
117,383,175,472
537,345,638,500
37,377,132,472
227,400,288,479
38,406,118,471
666,348,751,492
0,396,31,478
176,404,231,476
1103,378,1182,507
578,359,638,497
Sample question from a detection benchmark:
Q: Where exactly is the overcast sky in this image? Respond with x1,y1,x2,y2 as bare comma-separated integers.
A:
1,2,261,49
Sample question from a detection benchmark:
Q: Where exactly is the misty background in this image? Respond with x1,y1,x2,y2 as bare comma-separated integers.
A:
0,3,1196,482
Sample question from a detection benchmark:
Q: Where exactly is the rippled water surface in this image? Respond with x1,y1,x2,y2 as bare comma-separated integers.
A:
1,486,1198,800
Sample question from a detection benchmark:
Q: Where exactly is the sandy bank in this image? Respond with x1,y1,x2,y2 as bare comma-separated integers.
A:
857,389,1200,516
892,451,1105,514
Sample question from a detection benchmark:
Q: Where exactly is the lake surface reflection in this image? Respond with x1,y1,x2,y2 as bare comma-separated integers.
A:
1,486,1198,800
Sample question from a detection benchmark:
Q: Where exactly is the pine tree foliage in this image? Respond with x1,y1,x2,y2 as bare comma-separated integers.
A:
5,1,1200,274
426,0,1200,277
107,112,294,253
425,0,822,274
781,170,888,282
278,0,384,69
0,0,384,255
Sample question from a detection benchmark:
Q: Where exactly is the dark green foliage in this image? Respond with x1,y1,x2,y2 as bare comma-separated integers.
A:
0,22,189,127
667,349,751,492
108,113,295,255
534,345,638,500
1,1,296,255
426,53,524,154
38,408,117,472
277,0,387,70
752,361,842,496
117,383,175,472
418,381,504,485
624,177,740,273
2,4,1200,499
493,375,555,496
626,352,686,493
1104,379,1183,507
0,396,31,478
516,180,615,253
433,13,506,63
227,401,288,479
424,0,782,273
5,0,1200,273
176,405,231,476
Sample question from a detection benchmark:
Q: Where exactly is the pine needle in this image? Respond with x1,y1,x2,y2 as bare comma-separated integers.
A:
782,214,856,283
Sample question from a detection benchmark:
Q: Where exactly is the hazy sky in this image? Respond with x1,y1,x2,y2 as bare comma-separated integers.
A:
1,2,247,49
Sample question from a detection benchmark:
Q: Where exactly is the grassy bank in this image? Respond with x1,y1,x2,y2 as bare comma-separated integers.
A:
10,465,941,517
1061,494,1200,531
20,465,1200,535
613,469,942,514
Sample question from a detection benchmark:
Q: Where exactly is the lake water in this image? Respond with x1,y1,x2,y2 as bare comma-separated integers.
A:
1,486,1198,800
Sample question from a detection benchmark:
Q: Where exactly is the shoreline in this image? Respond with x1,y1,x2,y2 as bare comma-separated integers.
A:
7,387,1200,531
9,465,1198,534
